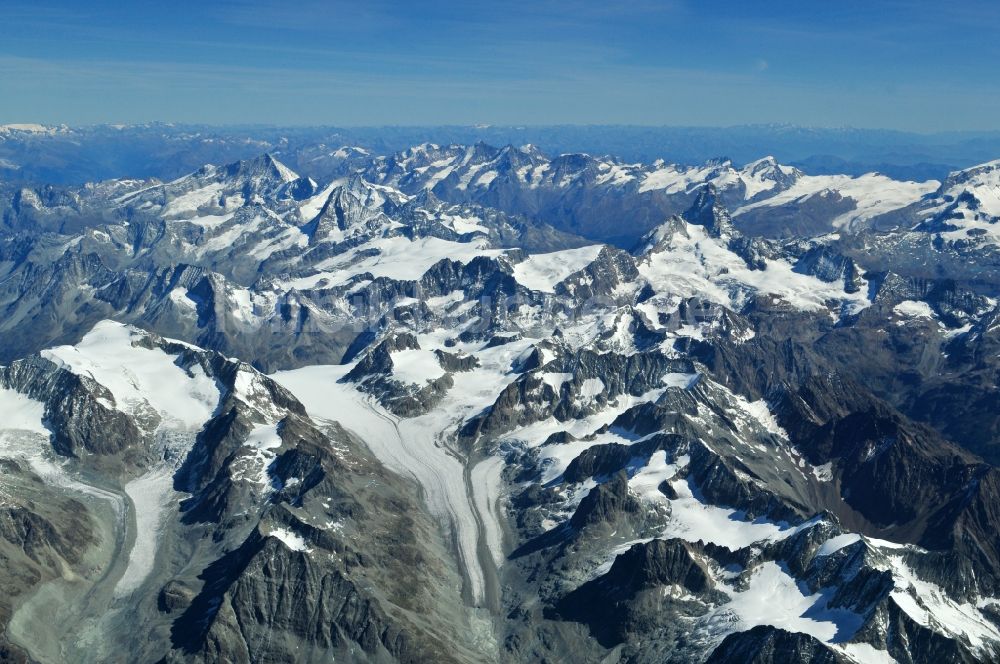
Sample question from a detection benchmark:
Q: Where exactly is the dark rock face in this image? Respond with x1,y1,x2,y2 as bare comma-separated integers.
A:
0,505,93,570
563,442,638,483
0,357,145,459
569,471,641,531
793,245,863,293
169,533,454,664
729,235,781,270
555,246,639,301
706,625,850,664
684,184,735,239
769,375,1000,592
551,539,723,648
736,190,857,238
562,434,684,485
587,538,713,595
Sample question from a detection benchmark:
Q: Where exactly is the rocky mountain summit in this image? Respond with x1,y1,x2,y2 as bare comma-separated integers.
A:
2,143,1000,663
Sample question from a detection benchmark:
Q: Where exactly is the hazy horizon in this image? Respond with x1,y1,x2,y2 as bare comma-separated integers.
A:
3,0,999,132
6,121,1000,136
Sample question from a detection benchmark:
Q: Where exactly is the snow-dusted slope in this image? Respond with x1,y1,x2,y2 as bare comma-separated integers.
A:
41,320,219,430
512,245,605,293
348,142,948,242
915,159,1000,240
117,153,315,220
637,217,869,314
734,172,938,229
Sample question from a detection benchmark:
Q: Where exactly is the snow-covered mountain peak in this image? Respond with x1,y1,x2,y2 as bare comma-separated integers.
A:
300,176,398,240
223,152,301,185
634,209,871,316
517,143,547,159
0,123,67,137
682,184,735,238
939,159,1000,216
115,152,317,221
40,320,220,431
633,215,690,254
942,158,1000,188
914,158,1000,240
738,155,803,199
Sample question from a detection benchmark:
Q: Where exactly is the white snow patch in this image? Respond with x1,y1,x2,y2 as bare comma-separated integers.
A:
704,561,862,644
297,180,340,222
540,372,573,391
234,422,283,486
735,173,937,230
628,451,684,501
577,377,605,399
816,533,862,557
663,372,700,389
0,388,48,436
279,236,505,291
639,163,707,194
661,477,794,549
390,349,445,384
595,162,636,187
441,212,489,235
40,320,220,429
513,245,605,293
738,397,789,439
248,226,308,260
475,170,498,187
884,556,1000,653
168,287,197,310
893,300,935,319
812,462,834,482
838,643,899,664
270,527,311,553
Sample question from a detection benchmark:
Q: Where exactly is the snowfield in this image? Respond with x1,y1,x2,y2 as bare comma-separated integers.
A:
734,173,938,229
512,245,604,293
638,220,871,314
0,387,48,436
41,320,220,429
277,236,506,291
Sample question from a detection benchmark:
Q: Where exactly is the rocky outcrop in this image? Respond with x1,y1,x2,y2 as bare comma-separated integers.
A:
169,532,458,664
551,539,723,648
706,625,850,664
0,356,145,459
569,471,641,531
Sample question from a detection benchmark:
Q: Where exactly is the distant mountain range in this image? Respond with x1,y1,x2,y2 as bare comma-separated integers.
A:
4,123,1000,185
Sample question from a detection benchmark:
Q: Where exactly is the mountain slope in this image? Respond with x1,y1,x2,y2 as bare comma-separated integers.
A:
0,322,487,663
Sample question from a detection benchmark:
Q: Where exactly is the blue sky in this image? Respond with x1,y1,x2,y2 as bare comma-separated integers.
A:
1,0,998,131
